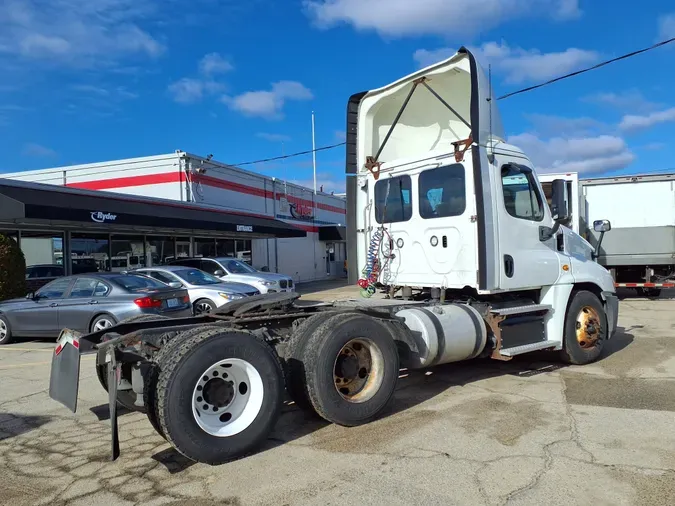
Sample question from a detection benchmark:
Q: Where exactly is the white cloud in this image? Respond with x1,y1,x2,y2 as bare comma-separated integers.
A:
223,81,313,120
334,130,346,141
0,0,164,66
583,90,662,112
522,114,607,136
256,133,292,142
414,42,599,84
507,133,635,175
304,0,580,38
619,107,675,132
642,142,665,151
72,84,139,100
22,142,57,158
199,53,233,75
168,53,230,104
658,13,675,40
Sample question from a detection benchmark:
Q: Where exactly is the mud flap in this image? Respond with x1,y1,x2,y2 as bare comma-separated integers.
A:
107,349,121,461
49,329,82,413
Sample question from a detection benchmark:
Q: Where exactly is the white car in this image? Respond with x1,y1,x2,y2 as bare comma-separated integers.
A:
134,266,260,314
168,257,295,294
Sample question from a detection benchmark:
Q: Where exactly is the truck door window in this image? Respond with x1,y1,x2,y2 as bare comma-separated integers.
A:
374,175,412,224
418,164,466,219
501,165,544,222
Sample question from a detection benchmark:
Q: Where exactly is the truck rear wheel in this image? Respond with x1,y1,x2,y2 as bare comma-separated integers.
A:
155,328,284,465
301,313,400,427
560,290,607,365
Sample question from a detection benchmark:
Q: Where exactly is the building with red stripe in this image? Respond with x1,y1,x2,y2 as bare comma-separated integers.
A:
1,151,347,283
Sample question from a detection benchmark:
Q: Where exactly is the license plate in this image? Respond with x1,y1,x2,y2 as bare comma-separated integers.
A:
167,298,179,308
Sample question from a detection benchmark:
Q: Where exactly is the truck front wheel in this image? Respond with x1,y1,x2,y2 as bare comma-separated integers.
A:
155,328,284,465
560,290,607,365
301,313,400,427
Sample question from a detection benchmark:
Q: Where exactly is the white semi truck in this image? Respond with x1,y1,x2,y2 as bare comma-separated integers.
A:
48,47,619,466
539,172,675,296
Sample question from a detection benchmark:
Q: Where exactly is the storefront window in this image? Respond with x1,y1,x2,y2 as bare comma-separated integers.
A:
72,233,108,273
110,235,145,272
176,238,191,260
236,239,252,264
216,238,235,258
20,231,64,268
146,236,175,266
194,238,216,258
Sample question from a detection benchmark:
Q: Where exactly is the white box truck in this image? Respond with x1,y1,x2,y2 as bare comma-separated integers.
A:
47,47,619,466
539,172,675,296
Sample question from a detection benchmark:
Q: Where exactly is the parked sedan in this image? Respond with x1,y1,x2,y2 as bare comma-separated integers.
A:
168,257,295,294
133,266,260,314
0,273,192,345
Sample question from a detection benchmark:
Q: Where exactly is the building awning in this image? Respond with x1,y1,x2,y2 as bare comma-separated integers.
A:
0,178,306,238
318,225,347,241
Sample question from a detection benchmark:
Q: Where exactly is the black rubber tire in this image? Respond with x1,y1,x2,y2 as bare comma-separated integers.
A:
95,314,171,413
90,314,118,334
301,313,400,427
156,328,284,465
193,298,216,315
0,314,14,345
639,288,662,298
560,290,607,365
283,313,336,412
143,325,224,440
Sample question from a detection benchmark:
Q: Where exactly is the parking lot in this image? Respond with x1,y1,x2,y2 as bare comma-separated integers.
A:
1,285,674,506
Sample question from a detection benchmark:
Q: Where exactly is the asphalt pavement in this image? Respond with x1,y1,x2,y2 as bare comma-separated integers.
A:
0,286,674,505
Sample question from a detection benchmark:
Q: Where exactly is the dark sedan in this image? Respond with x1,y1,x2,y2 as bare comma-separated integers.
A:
0,272,192,345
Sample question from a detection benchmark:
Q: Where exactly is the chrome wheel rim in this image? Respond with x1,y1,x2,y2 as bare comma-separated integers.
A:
195,301,214,314
576,306,602,349
0,320,7,340
333,338,385,403
191,358,264,437
93,318,114,332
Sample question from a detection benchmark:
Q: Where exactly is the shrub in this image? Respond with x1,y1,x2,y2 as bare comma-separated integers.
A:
0,234,27,301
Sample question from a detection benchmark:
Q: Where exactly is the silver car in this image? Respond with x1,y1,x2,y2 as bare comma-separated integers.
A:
168,257,295,294
134,266,260,314
0,273,192,345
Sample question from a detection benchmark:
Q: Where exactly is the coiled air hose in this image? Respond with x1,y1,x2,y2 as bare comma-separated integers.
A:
358,228,384,297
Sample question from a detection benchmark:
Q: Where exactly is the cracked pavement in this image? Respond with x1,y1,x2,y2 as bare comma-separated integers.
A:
1,288,674,505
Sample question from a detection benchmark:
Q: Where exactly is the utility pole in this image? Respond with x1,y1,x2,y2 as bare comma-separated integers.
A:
311,111,317,194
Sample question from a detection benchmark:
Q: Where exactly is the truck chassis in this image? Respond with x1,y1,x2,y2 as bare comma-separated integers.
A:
49,289,617,465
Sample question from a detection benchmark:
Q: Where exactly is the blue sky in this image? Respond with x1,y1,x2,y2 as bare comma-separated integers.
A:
1,0,674,192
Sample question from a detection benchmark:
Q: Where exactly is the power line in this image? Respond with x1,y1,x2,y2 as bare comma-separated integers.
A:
234,142,346,166
498,36,675,101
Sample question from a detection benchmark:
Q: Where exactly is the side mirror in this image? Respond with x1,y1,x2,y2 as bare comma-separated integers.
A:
592,219,611,260
550,179,570,222
260,266,270,272
25,292,34,300
214,269,225,276
168,281,182,289
593,219,611,233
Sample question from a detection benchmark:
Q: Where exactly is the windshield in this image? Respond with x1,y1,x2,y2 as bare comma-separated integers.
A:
223,259,257,274
111,275,166,293
174,269,222,286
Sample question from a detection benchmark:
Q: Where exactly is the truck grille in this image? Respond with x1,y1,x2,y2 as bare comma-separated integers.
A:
279,280,287,289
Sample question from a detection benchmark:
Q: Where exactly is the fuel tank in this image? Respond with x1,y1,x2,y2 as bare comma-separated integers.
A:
395,304,487,369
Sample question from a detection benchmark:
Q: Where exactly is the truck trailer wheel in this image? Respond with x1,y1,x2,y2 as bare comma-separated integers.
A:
560,290,607,365
155,328,284,465
95,314,171,413
301,313,400,427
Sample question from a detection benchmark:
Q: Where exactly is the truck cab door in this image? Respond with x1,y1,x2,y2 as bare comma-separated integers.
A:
495,160,564,290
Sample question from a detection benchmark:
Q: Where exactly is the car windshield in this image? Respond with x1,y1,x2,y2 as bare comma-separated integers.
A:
224,259,256,274
174,269,222,286
110,275,166,293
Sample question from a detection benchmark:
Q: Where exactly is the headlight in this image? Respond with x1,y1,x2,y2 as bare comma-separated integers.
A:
218,292,244,300
261,281,276,286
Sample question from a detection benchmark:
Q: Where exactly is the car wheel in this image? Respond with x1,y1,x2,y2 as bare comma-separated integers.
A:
90,314,117,333
560,290,607,365
194,299,216,315
0,315,14,345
